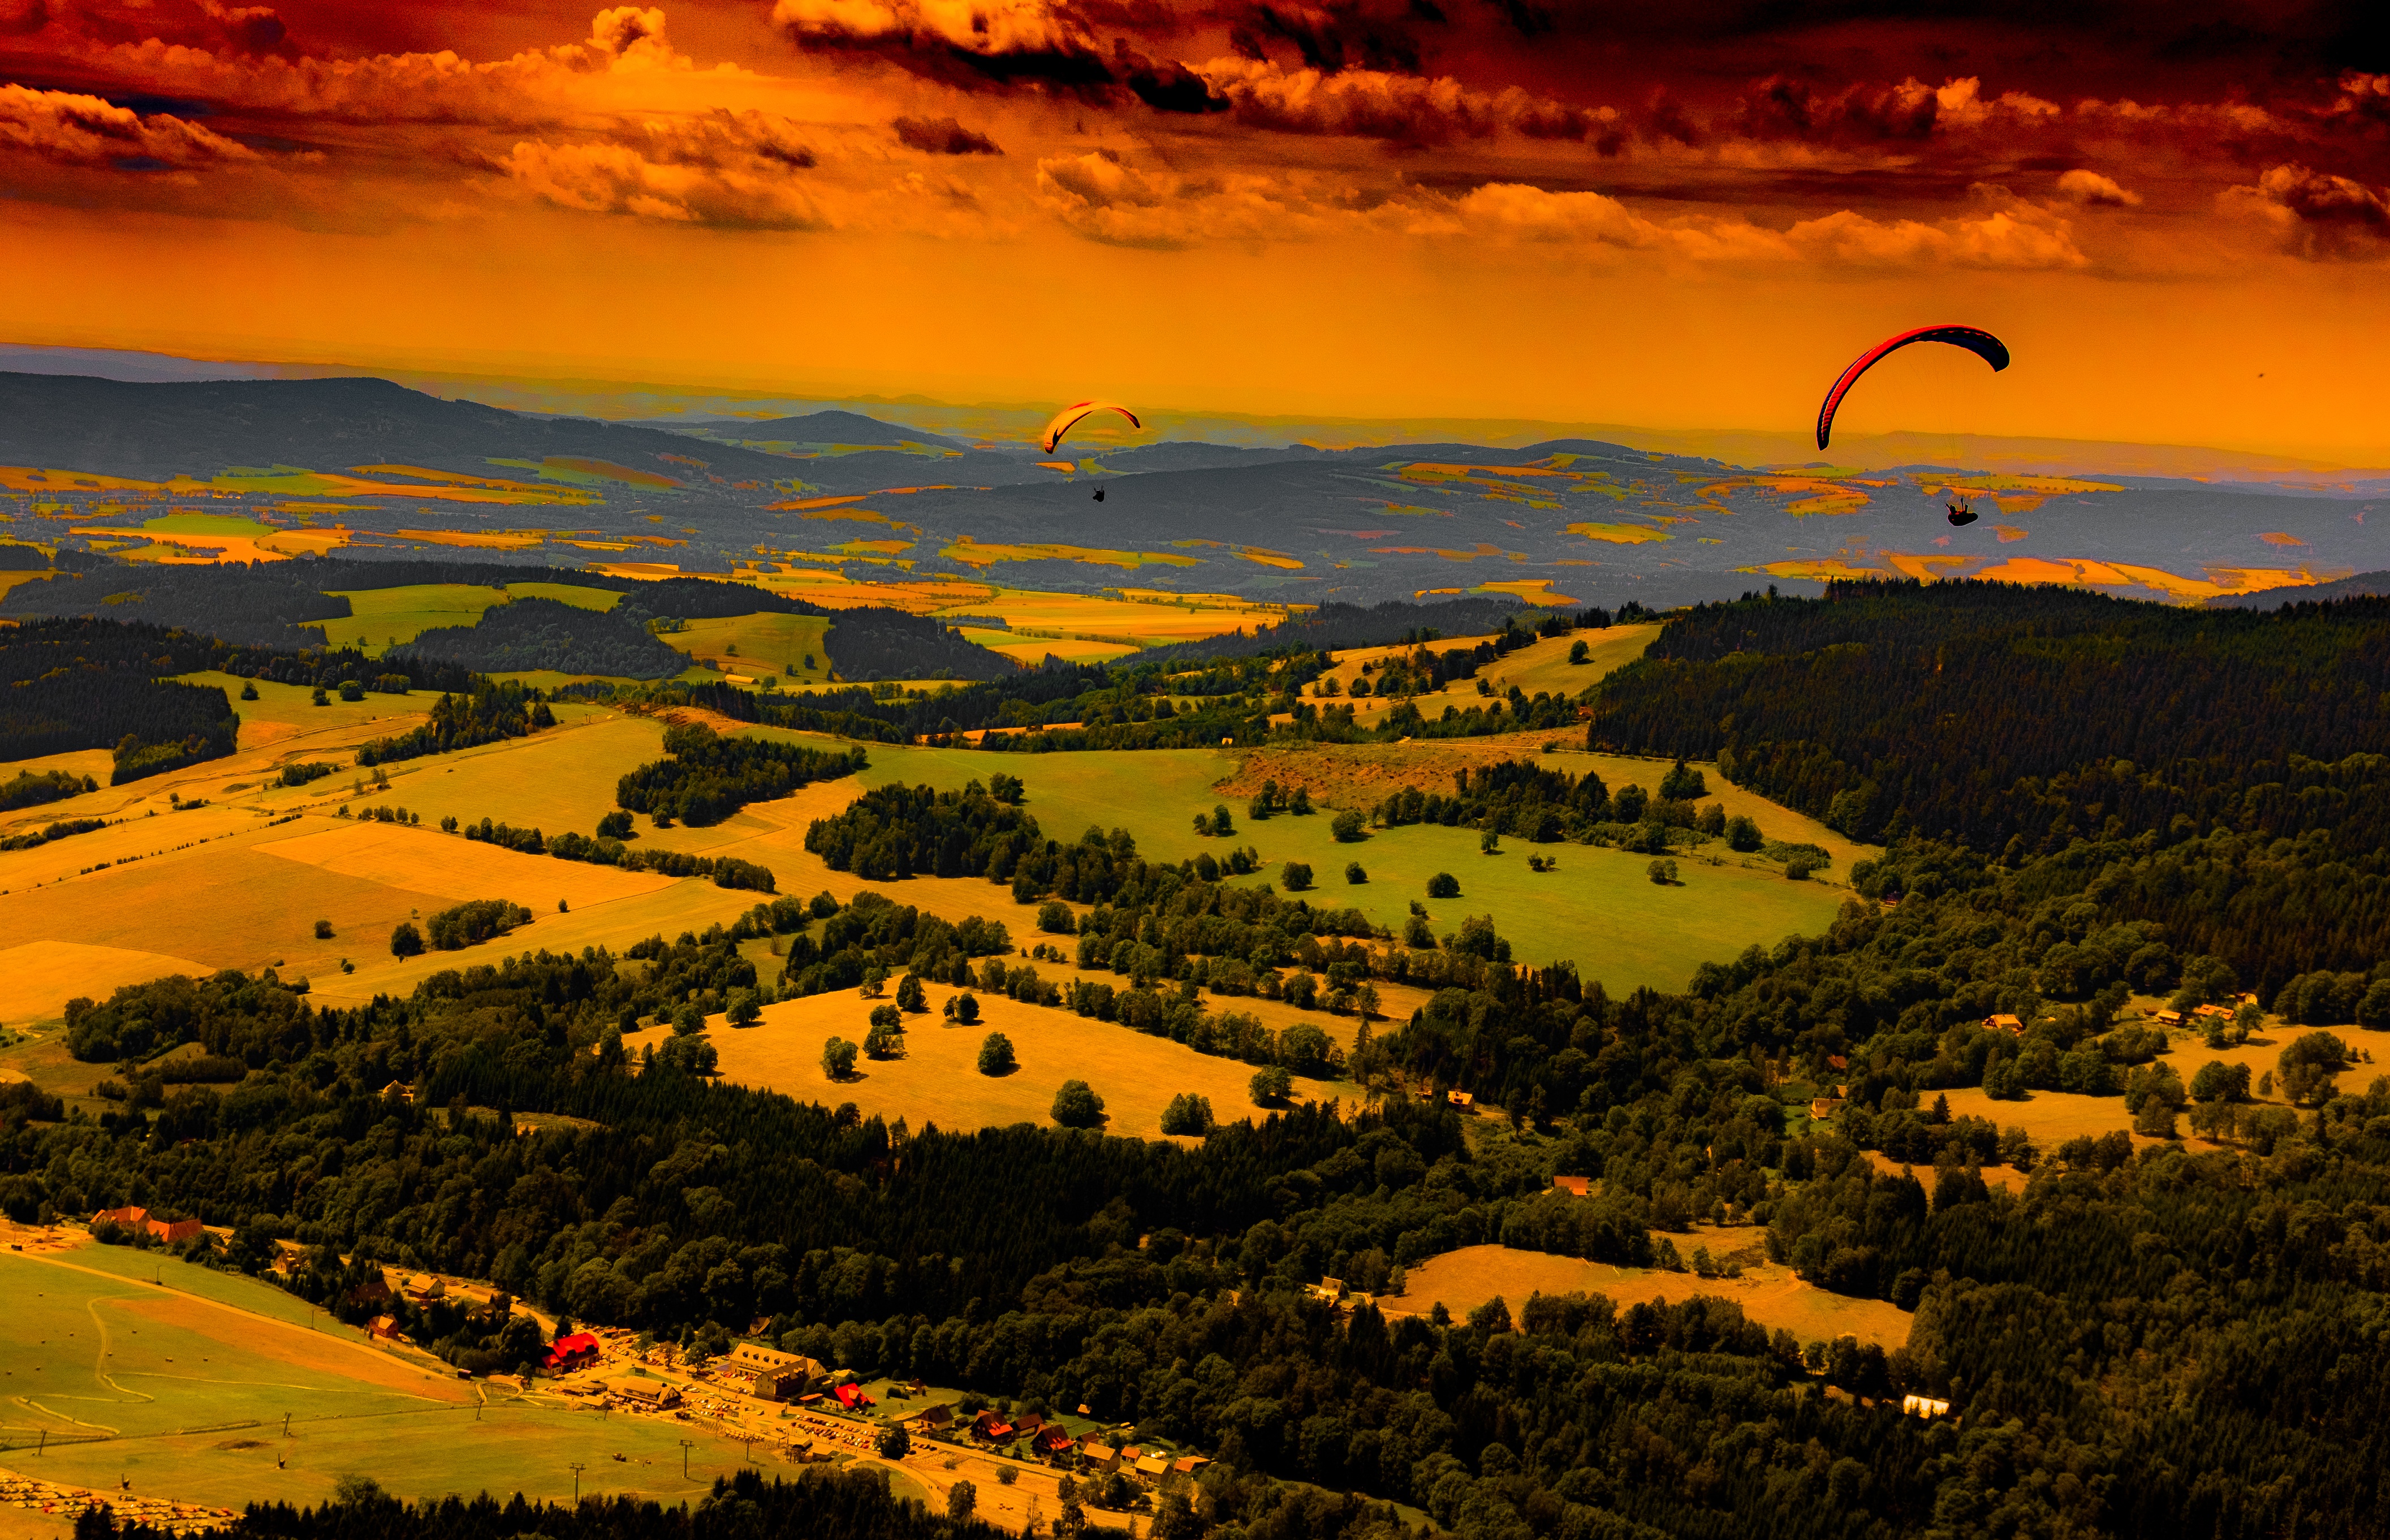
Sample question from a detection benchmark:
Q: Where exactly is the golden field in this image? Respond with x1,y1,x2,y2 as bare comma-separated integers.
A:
1384,1240,1913,1352
642,977,1351,1138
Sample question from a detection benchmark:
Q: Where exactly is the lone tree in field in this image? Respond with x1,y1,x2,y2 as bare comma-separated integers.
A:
726,989,761,1026
895,973,928,1012
1725,815,1763,852
943,992,981,1024
1160,1093,1215,1135
821,1036,858,1081
1250,1065,1293,1106
1427,872,1460,899
389,921,424,958
876,1423,909,1460
948,1482,977,1522
313,919,334,939
1280,861,1313,891
1331,809,1365,842
1345,861,1367,884
1051,1079,1106,1128
1568,639,1589,664
1660,760,1708,799
2279,1030,2351,1106
978,1032,1016,1076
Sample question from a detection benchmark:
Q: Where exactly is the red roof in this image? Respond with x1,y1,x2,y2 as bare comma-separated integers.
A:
543,1332,601,1368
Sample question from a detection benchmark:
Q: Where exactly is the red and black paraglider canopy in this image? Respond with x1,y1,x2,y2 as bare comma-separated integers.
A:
1815,325,2009,451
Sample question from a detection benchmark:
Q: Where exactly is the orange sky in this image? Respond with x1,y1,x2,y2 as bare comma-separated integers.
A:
2,1,2387,458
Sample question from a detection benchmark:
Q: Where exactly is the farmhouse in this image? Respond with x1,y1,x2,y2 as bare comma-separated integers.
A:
722,1342,825,1401
1551,1175,1592,1198
1901,1394,1953,1420
611,1379,681,1409
1983,1014,2023,1036
1447,1089,1477,1112
1135,1453,1172,1481
2194,1003,2234,1022
366,1315,403,1341
1080,1441,1121,1472
2152,1010,2185,1027
907,1403,956,1433
1809,1098,1841,1120
92,1206,204,1245
543,1331,601,1371
1172,1456,1210,1478
1305,1276,1345,1302
1034,1425,1075,1455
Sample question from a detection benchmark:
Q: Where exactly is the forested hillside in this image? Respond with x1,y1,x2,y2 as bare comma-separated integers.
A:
393,597,689,679
1590,581,2390,983
12,856,2389,1537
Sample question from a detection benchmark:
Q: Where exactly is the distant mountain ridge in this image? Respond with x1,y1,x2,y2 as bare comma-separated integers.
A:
0,369,2380,612
0,373,805,485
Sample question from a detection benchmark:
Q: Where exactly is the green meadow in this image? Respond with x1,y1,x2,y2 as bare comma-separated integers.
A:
0,1251,765,1509
855,745,1847,994
312,583,623,657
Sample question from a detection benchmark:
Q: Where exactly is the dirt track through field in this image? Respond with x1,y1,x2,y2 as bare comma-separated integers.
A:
14,1251,468,1404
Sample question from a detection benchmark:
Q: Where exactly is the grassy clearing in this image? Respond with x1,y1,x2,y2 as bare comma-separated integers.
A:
959,628,1142,667
0,1032,120,1102
657,977,1349,1138
660,613,832,683
1932,1088,2158,1151
0,942,212,1028
317,586,508,655
853,744,1842,994
307,584,620,657
1218,740,1873,878
338,714,667,836
0,843,443,981
857,745,1232,861
1295,626,1656,731
0,1250,467,1449
257,820,678,908
1231,818,1843,993
178,669,432,741
504,582,622,611
1486,627,1662,699
310,878,757,1010
928,587,1291,648
1385,1242,1912,1352
0,1252,759,1508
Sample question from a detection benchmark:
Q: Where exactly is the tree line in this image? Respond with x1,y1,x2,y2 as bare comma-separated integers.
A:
615,723,868,826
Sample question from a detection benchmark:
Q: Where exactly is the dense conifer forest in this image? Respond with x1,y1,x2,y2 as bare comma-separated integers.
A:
393,597,690,679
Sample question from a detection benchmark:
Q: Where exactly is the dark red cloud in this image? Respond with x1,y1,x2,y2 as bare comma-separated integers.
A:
773,0,1226,110
892,114,1001,154
2234,159,2390,253
1737,75,1941,143
1228,2,1426,73
24,0,293,58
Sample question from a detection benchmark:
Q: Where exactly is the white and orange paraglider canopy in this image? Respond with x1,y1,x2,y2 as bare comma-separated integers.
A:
1040,399,1141,454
